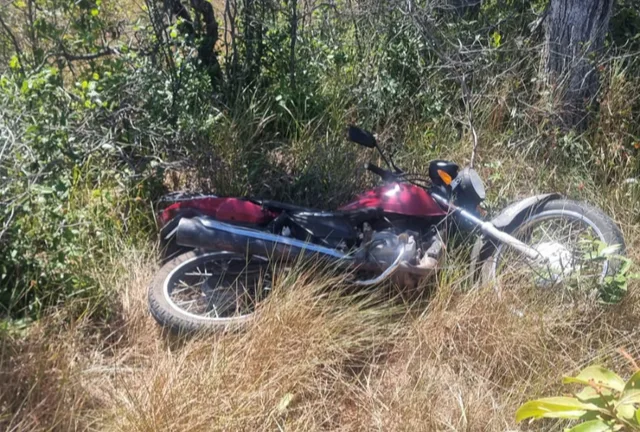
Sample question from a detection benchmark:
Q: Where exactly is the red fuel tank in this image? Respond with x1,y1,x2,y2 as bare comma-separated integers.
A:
339,183,447,217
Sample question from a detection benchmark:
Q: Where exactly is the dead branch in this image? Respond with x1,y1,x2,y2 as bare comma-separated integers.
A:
461,74,479,168
59,48,117,61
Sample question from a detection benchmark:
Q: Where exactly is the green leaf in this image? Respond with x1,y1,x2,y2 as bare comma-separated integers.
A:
564,419,615,432
600,244,623,256
615,403,636,421
170,29,178,38
576,386,614,407
564,366,625,392
624,370,640,392
635,407,640,425
90,8,99,16
617,389,640,407
92,73,100,81
491,31,502,48
9,55,19,70
516,397,600,423
619,258,631,276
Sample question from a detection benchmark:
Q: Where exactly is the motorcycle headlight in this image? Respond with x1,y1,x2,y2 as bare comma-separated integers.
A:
452,167,486,209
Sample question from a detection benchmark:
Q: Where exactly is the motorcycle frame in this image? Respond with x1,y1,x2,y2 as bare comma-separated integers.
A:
168,190,550,286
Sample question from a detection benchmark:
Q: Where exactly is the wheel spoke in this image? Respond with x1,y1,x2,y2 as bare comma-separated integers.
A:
494,210,609,296
166,254,272,320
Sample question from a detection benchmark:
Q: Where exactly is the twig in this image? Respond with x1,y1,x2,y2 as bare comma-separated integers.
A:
618,347,640,372
0,206,15,243
461,74,479,168
0,12,26,75
289,0,298,89
59,47,117,61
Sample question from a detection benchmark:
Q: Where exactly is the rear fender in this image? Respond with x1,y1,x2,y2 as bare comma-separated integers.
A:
157,197,276,260
469,193,562,278
158,197,275,228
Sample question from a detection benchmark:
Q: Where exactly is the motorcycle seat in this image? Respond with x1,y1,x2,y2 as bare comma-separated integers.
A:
254,199,380,221
253,199,321,213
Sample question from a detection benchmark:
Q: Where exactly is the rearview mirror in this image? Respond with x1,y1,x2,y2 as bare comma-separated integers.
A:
347,125,377,148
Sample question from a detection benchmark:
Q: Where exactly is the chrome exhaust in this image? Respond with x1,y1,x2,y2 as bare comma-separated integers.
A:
176,217,350,261
175,216,432,285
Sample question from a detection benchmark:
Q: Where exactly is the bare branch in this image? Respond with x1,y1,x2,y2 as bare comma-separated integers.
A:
0,12,26,74
461,74,479,168
59,47,117,61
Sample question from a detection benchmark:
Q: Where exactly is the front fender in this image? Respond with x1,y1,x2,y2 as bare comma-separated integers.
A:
469,193,562,279
490,193,561,231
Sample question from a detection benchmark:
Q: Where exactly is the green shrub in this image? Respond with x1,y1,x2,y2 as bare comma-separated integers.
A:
517,363,640,431
0,0,639,321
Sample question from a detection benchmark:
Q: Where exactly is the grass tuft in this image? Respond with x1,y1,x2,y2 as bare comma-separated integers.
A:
2,223,639,431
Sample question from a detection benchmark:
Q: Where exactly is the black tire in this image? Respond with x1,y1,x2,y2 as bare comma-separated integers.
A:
480,199,626,293
148,250,271,333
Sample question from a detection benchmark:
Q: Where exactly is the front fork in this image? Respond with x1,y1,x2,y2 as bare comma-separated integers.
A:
354,194,546,287
430,194,543,261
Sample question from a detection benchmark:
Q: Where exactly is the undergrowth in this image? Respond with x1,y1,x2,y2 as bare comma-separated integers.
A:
0,0,639,429
0,193,638,431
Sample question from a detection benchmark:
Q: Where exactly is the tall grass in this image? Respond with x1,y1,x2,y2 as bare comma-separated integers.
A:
1,1,639,428
1,162,639,431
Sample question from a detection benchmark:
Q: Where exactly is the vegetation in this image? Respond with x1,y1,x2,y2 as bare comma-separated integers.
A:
517,360,640,431
1,0,639,429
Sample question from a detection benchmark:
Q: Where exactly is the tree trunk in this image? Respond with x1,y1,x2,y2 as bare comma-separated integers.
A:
190,0,222,88
543,0,614,130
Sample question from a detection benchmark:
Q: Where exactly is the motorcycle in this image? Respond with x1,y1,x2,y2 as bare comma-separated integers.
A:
148,126,626,332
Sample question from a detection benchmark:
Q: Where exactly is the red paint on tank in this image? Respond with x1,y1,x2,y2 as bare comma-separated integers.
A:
339,183,446,217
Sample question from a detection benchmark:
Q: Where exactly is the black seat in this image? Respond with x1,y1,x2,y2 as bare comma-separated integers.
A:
253,199,322,213
254,199,382,224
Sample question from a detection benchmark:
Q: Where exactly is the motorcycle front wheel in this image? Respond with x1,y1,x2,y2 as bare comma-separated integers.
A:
480,199,626,304
148,250,274,333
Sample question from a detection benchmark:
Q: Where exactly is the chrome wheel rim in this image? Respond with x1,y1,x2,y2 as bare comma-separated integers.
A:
163,252,271,321
491,209,612,296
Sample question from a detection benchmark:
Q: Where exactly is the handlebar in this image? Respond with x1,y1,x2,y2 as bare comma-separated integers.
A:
364,162,396,182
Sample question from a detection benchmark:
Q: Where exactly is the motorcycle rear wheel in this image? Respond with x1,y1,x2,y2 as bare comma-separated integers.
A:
480,199,626,302
148,250,273,333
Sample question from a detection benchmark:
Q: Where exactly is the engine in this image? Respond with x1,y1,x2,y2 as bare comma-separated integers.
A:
365,231,413,268
357,228,444,273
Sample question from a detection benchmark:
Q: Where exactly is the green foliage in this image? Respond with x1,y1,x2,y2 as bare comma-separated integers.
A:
0,63,160,317
0,0,172,317
571,240,640,304
601,255,640,304
610,0,640,51
517,365,640,431
0,0,638,321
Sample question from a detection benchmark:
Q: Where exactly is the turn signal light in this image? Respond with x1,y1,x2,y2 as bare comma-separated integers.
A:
437,169,453,185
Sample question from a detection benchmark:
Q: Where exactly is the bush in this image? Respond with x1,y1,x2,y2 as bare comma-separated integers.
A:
517,361,640,431
1,0,639,320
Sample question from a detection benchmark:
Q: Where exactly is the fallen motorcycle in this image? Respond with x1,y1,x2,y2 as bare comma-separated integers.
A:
149,126,626,332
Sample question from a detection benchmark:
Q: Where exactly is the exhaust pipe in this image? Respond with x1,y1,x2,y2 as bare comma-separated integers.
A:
176,217,350,262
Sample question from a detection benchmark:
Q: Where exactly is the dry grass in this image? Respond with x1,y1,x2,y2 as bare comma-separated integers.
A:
1,167,640,432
